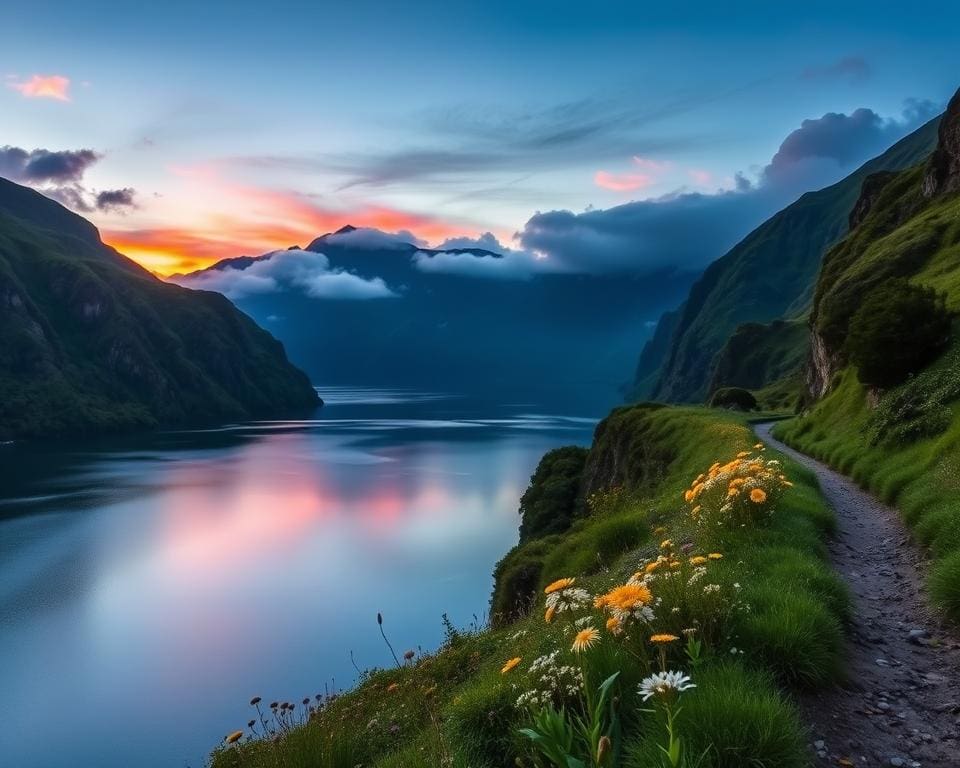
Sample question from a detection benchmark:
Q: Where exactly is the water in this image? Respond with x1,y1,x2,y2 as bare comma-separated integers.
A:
0,388,598,768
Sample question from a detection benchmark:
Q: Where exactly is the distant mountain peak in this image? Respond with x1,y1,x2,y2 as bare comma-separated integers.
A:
334,224,358,235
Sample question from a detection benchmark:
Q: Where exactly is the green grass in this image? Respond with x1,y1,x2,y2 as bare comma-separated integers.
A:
212,405,847,768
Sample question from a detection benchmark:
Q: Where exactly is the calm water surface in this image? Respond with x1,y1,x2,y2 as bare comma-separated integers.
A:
0,389,598,768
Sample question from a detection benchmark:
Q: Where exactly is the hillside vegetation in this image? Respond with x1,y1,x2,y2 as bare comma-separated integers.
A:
0,178,319,438
775,88,960,622
213,405,848,768
630,115,941,405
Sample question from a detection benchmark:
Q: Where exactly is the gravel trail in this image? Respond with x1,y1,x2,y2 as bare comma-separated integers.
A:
756,423,960,768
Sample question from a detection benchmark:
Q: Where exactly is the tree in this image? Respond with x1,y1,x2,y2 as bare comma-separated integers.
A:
847,279,952,389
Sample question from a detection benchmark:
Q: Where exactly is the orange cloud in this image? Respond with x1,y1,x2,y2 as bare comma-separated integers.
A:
594,170,655,192
7,74,71,101
688,169,713,186
102,182,475,275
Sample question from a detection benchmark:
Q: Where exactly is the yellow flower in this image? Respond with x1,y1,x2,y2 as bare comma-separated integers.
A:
571,627,600,653
749,488,767,503
605,616,622,634
707,553,723,560
683,489,694,502
727,487,739,498
501,657,521,674
659,539,673,550
644,561,660,574
689,556,708,566
544,577,576,595
669,560,681,569
226,731,244,745
649,633,680,644
737,451,751,458
653,526,667,535
387,682,399,692
544,605,556,624
595,583,652,612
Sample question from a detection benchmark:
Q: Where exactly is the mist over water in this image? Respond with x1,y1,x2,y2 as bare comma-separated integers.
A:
0,388,598,768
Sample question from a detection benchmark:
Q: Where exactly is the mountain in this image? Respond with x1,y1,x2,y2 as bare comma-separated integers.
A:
775,85,960,623
173,229,696,412
0,177,319,439
632,114,943,404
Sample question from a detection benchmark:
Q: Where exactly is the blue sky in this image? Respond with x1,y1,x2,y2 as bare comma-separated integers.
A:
2,0,959,273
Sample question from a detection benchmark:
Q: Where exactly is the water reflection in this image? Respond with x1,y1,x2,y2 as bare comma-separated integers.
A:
0,389,597,768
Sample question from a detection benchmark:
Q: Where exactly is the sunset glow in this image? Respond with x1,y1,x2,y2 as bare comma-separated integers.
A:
6,74,71,100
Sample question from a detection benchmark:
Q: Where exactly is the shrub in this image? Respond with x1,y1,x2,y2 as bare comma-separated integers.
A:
518,446,589,543
847,279,951,389
708,387,757,411
931,550,960,622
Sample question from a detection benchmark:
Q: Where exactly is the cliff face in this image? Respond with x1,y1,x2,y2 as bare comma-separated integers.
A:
806,86,960,400
0,178,319,439
922,88,960,198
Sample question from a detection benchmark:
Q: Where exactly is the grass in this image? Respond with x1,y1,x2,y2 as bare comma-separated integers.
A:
211,405,847,768
774,366,960,623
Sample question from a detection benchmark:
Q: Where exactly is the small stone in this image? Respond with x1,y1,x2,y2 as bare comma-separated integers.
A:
876,658,890,667
889,758,905,767
814,740,826,750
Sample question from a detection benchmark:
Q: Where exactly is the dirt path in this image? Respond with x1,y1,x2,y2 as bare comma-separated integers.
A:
756,423,960,768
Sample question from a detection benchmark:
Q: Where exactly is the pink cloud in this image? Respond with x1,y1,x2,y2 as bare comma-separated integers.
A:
7,74,71,101
594,170,656,192
688,168,713,186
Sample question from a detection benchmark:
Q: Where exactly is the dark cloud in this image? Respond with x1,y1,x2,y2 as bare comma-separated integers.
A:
0,146,100,183
516,101,940,276
43,184,94,212
95,188,137,212
801,56,871,82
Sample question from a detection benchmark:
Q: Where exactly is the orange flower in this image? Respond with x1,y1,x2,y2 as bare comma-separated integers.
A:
226,731,244,745
501,657,521,674
572,627,600,653
749,488,767,503
544,605,556,624
387,682,399,692
606,616,622,634
649,633,680,644
544,577,575,595
595,583,652,613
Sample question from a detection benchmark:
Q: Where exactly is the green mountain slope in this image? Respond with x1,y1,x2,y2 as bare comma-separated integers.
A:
0,177,319,439
775,86,960,622
637,115,942,404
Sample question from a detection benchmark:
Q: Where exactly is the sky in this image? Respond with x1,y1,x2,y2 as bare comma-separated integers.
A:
2,0,960,277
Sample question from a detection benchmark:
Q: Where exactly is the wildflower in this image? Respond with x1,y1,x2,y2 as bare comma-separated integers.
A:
501,657,521,674
571,627,600,653
644,561,661,574
681,627,697,637
650,633,679,644
250,696,261,706
606,616,622,634
653,526,667,535
544,605,556,623
598,735,611,763
684,489,695,502
659,539,673,550
736,451,751,458
691,505,701,516
545,586,592,615
749,488,767,503
226,731,244,744
403,649,415,661
544,577,576,595
638,670,696,701
754,443,763,449
593,584,653,615
689,555,708,566
387,682,399,692
707,553,723,560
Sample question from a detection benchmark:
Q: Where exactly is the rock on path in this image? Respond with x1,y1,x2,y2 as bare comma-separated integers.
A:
756,423,960,768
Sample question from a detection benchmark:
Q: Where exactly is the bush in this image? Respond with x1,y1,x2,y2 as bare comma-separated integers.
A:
708,387,757,411
931,550,960,622
847,279,951,389
518,446,589,543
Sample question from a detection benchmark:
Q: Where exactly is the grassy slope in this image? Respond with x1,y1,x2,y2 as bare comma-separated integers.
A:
774,167,960,622
643,117,941,404
213,406,846,768
0,180,318,438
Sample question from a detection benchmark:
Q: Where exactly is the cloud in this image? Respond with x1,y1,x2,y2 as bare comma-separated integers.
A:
515,100,939,276
169,249,398,300
801,56,871,83
413,233,547,280
594,170,656,192
0,146,99,183
323,226,425,250
6,74,71,101
95,188,137,212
